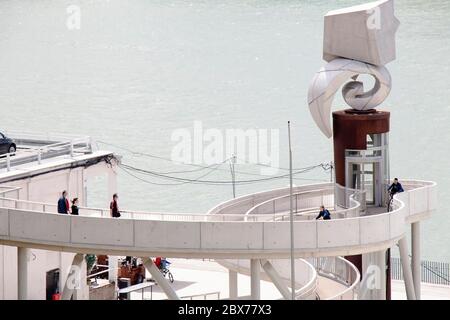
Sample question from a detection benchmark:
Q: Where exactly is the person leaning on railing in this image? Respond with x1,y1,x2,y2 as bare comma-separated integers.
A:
315,205,331,220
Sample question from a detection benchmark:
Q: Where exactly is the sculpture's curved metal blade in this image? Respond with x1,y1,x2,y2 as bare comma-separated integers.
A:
307,58,392,138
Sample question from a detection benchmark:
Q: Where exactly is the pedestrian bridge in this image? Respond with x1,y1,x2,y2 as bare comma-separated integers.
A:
0,180,435,258
0,179,436,300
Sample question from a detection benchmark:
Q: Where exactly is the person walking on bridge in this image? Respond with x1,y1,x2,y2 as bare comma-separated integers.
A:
71,198,79,215
57,190,70,214
315,205,331,220
110,193,121,218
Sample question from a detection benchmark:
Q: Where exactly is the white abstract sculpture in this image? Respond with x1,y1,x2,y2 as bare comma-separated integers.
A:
308,0,399,138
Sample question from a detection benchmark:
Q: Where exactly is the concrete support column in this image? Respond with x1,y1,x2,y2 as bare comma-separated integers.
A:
376,250,387,300
108,256,118,285
228,270,238,299
398,237,416,300
142,258,179,300
360,250,386,300
250,259,260,300
411,222,421,300
260,259,291,300
61,253,84,300
17,247,28,300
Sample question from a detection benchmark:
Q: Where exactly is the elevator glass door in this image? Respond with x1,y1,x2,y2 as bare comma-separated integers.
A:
347,160,383,207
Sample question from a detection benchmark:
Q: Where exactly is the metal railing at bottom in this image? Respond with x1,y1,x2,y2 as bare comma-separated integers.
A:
310,256,360,300
391,257,450,286
180,291,221,300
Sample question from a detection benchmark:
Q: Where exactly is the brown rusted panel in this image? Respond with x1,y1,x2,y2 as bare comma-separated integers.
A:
333,110,390,297
332,109,390,186
344,254,362,279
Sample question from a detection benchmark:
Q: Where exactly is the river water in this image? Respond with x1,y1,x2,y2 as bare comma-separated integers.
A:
0,0,449,261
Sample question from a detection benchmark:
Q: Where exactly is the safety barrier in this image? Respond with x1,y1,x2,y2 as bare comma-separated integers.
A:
391,257,450,286
310,256,360,300
0,132,94,171
0,180,437,259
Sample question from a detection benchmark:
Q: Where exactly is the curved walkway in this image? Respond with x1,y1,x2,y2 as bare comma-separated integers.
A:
0,180,436,259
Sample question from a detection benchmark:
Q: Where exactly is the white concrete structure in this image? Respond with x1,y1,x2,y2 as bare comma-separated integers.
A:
0,133,118,300
323,0,400,66
0,172,437,300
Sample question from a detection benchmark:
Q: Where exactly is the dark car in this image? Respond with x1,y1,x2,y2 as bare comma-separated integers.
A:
0,132,16,155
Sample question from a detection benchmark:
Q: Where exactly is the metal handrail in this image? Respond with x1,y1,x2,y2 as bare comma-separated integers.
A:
244,187,334,215
312,256,360,300
0,133,94,171
244,184,365,220
0,183,366,222
0,180,433,225
180,291,221,300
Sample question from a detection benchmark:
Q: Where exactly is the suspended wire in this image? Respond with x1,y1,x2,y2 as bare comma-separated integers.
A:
119,162,324,185
118,157,230,186
98,140,330,184
235,156,333,172
97,140,324,173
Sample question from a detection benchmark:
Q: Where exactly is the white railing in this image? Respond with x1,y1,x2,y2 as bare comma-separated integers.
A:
244,184,365,221
0,180,436,259
311,256,360,300
0,132,94,171
180,291,221,300
0,180,430,226
244,187,334,216
217,258,318,300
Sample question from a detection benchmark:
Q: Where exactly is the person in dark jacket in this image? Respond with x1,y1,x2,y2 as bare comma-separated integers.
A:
110,193,120,218
71,198,79,215
315,205,331,220
388,178,404,196
57,191,69,214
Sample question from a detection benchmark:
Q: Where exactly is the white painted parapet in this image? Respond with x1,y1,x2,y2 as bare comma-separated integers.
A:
0,180,436,260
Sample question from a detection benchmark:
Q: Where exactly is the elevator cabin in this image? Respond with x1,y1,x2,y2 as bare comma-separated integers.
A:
345,133,389,208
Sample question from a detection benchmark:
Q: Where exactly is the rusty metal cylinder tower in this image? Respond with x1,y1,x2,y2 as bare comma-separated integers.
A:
333,109,391,299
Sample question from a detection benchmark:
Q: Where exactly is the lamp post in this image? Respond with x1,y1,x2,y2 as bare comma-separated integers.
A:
229,154,236,198
288,121,295,300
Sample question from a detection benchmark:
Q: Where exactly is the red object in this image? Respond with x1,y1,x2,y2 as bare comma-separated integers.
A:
155,257,162,268
65,198,70,213
332,110,390,185
52,293,61,300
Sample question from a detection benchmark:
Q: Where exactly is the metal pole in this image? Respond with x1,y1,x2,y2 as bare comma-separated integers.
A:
230,154,236,198
288,121,295,300
6,154,11,172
